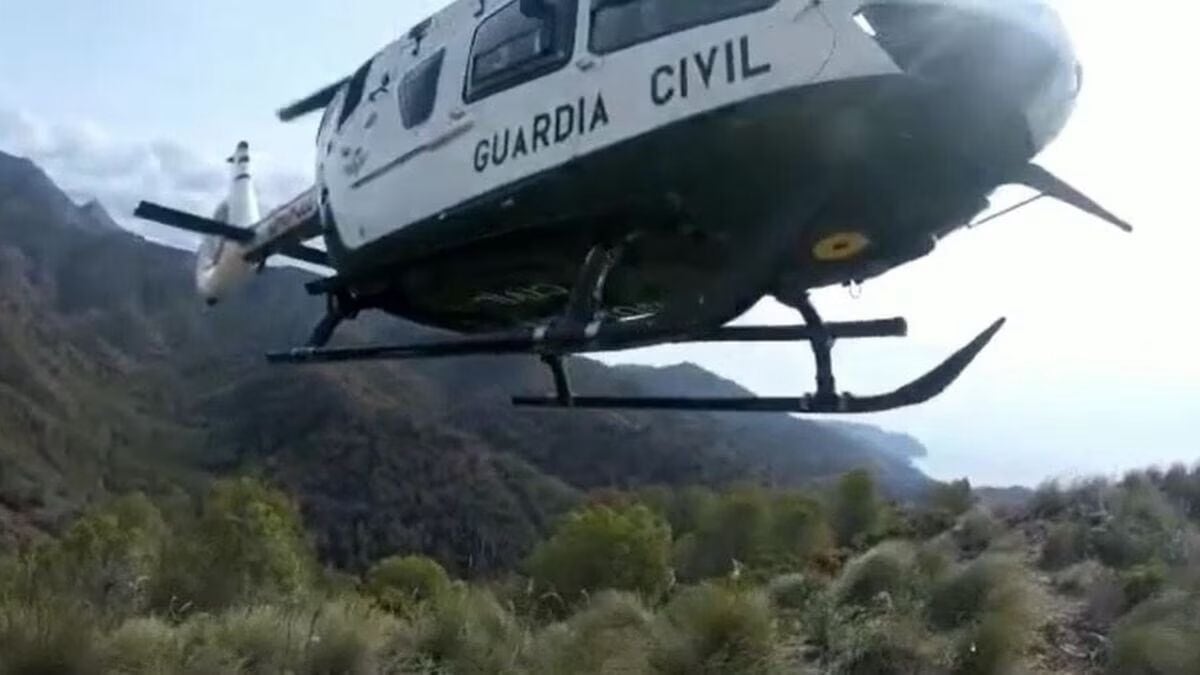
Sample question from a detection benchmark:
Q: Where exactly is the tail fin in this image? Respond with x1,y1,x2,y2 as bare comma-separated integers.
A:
134,141,328,306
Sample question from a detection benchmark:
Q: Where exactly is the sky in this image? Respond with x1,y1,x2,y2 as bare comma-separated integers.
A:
1,1,1196,487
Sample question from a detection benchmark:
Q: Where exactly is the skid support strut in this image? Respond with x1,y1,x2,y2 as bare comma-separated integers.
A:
307,291,358,348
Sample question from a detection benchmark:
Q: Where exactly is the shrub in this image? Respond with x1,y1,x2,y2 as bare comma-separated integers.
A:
914,541,953,585
831,470,884,549
301,599,400,675
953,508,1000,556
1040,522,1088,570
651,584,777,675
1108,591,1200,674
0,598,100,675
953,610,1030,675
1119,561,1168,610
182,605,300,673
834,612,948,675
1084,570,1128,628
927,479,975,518
677,489,773,581
527,591,654,674
152,477,316,612
835,542,916,608
1030,481,1068,519
927,556,1030,631
364,555,451,614
907,508,959,540
54,493,168,614
1052,560,1111,597
1093,480,1186,569
664,486,718,536
769,493,834,565
528,503,671,602
99,617,183,673
410,587,527,673
766,573,825,611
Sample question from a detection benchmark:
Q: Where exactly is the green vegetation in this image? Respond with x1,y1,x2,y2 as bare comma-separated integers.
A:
527,503,672,604
7,465,1200,673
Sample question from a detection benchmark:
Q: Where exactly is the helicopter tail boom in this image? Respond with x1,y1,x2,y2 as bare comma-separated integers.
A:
134,143,327,305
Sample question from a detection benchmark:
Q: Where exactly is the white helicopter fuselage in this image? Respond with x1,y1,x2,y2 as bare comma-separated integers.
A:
317,0,1077,252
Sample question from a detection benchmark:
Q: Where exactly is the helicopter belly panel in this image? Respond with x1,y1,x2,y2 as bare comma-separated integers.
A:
325,0,900,252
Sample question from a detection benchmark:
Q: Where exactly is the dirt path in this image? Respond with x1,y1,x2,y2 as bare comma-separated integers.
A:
1017,522,1108,674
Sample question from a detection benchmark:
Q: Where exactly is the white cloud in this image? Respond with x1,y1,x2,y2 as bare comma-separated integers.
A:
0,106,310,248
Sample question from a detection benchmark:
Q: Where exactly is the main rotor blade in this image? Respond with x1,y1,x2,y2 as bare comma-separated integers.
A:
277,78,348,122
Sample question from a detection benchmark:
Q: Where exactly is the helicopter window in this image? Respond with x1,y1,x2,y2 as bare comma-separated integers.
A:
590,0,778,54
400,49,445,128
465,0,578,103
338,59,374,129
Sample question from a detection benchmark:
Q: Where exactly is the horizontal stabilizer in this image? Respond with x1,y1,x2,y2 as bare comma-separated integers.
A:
277,242,331,267
277,78,348,122
1017,164,1134,232
134,202,255,242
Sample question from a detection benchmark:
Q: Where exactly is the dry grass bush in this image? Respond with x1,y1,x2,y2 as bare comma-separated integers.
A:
526,591,654,674
766,573,825,611
111,599,401,675
181,605,301,673
832,611,950,675
650,583,777,675
99,616,183,673
953,509,1000,557
1118,562,1168,610
363,555,451,615
927,556,1031,631
1093,480,1187,570
407,586,528,674
1040,522,1088,570
1084,570,1128,629
1108,590,1200,674
835,541,919,608
1052,560,1112,597
303,599,401,675
914,540,954,583
952,610,1029,675
0,598,101,675
1030,481,1069,520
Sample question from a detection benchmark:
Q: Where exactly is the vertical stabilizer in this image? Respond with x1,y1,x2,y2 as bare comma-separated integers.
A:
225,141,261,227
194,141,260,304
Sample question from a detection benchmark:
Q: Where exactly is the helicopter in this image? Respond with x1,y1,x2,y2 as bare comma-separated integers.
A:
134,0,1132,414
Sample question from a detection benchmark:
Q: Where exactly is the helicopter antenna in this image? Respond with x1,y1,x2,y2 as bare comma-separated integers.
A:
968,193,1046,229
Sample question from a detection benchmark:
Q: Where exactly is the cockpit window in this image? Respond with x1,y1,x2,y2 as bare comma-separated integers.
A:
338,59,374,129
590,0,778,54
465,0,578,103
400,49,445,128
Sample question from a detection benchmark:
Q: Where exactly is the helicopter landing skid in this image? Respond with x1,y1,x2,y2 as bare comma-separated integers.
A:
275,221,1004,415
269,299,1004,416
